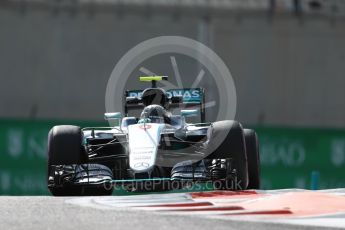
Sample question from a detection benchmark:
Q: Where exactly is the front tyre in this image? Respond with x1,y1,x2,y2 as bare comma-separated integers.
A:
47,125,86,166
47,125,114,196
206,120,248,190
47,125,85,196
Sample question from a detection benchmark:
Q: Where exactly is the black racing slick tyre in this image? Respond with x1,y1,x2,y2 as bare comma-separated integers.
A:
47,125,86,165
244,129,260,189
206,120,248,190
47,125,86,196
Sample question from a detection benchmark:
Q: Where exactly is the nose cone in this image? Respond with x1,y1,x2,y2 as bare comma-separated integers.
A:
128,123,164,173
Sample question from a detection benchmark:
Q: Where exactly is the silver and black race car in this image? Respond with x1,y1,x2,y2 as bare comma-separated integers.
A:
47,76,260,196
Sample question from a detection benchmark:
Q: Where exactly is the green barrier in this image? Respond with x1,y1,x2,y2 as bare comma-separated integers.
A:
0,119,345,194
255,126,345,189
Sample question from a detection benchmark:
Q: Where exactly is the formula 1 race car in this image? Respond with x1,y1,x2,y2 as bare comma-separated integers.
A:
47,76,260,196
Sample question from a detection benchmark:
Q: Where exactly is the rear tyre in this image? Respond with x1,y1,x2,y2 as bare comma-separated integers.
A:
244,129,260,189
206,120,248,190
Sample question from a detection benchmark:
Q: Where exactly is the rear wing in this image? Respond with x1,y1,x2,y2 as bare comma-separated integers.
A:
124,88,205,122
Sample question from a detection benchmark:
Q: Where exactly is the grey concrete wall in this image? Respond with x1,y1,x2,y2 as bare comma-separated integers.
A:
0,5,344,127
214,16,345,127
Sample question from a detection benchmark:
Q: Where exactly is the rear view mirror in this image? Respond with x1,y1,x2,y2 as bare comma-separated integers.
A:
126,97,141,105
104,112,122,120
181,109,198,117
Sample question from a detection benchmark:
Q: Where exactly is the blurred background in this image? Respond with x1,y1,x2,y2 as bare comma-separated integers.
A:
0,0,344,194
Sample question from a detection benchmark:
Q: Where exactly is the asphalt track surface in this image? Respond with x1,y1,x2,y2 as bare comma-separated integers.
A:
0,195,341,230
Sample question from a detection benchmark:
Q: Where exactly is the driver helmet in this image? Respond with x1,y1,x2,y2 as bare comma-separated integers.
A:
139,105,171,124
